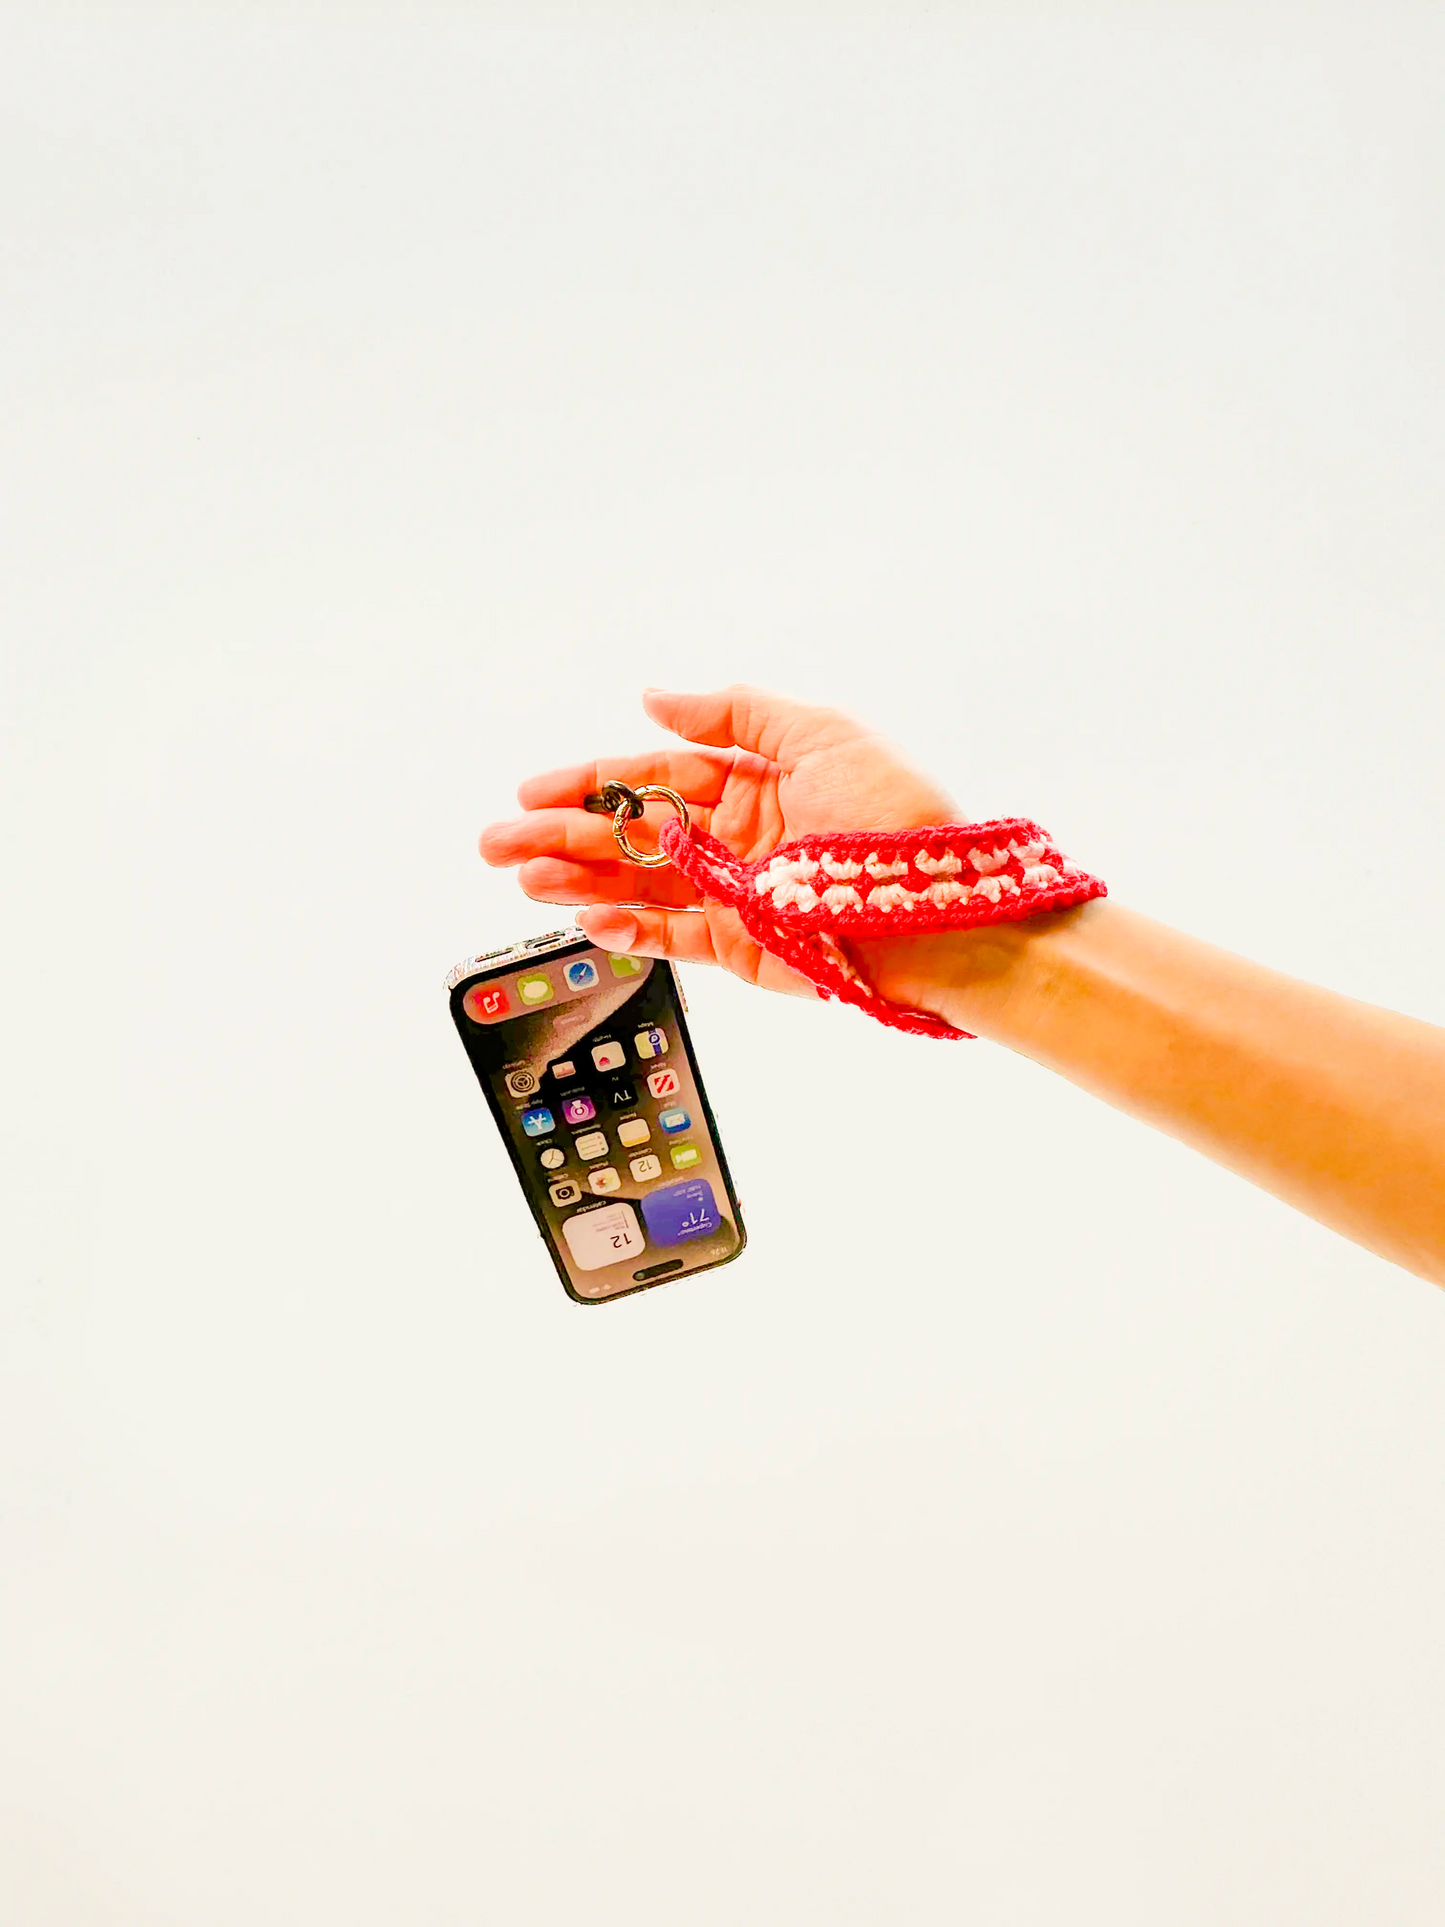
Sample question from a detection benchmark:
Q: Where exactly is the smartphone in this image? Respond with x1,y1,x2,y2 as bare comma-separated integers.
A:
447,928,746,1303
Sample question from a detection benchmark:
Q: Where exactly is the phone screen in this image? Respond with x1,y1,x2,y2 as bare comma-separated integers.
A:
449,935,745,1302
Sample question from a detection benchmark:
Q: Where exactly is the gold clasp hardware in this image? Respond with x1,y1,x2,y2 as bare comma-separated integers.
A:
582,780,691,868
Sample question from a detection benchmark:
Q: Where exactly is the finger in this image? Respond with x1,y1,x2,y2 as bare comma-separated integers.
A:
576,902,717,964
575,903,819,1000
480,802,715,867
642,683,866,773
518,856,703,912
516,749,741,812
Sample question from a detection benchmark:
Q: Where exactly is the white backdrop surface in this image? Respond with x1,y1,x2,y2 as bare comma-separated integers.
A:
3,7,1445,1922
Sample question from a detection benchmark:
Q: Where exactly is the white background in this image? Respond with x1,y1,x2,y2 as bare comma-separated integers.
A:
3,6,1444,1921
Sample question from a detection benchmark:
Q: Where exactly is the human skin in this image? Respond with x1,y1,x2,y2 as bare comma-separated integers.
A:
479,685,1445,1290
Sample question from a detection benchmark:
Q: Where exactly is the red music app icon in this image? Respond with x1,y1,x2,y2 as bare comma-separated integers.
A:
464,983,512,1023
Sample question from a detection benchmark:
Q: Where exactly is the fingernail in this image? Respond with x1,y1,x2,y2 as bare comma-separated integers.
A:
577,906,637,947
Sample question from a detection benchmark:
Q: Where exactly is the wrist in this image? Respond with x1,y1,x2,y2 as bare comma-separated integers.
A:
850,902,1106,1043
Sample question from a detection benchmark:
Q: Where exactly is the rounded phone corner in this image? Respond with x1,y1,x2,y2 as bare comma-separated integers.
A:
560,1278,608,1307
716,1223,747,1267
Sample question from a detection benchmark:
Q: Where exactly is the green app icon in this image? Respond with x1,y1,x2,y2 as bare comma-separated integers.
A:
669,1141,701,1169
607,952,644,977
516,973,555,1006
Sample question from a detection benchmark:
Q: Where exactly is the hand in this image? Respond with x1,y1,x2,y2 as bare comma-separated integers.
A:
479,685,957,998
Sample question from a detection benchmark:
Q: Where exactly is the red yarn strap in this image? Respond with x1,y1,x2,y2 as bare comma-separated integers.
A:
657,816,1107,1039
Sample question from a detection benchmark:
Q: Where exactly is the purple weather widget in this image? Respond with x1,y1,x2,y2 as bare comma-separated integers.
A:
641,1178,721,1246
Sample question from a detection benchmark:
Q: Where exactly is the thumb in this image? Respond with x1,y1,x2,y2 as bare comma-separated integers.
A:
641,683,863,773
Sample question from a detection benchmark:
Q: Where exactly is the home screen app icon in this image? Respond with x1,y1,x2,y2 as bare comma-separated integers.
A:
463,983,511,1022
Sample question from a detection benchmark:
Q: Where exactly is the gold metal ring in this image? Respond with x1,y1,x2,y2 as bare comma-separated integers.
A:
611,783,690,867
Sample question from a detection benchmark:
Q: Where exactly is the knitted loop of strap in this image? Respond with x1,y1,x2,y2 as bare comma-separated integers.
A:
657,816,1107,1040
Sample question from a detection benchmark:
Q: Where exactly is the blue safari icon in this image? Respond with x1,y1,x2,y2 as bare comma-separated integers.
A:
563,958,600,993
521,1106,556,1137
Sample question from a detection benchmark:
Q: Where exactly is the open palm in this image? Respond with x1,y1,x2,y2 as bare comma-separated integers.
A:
480,686,955,996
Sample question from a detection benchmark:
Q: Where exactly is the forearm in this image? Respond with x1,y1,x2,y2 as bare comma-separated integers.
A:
857,901,1445,1288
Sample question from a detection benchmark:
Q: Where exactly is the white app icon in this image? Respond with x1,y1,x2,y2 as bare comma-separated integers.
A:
548,1179,582,1206
628,1153,662,1182
633,1026,669,1060
617,1117,650,1147
539,1146,566,1170
591,1041,626,1073
574,1130,608,1161
588,1166,622,1195
551,1059,576,1080
645,1067,680,1100
562,1201,644,1271
504,1068,540,1098
564,959,600,993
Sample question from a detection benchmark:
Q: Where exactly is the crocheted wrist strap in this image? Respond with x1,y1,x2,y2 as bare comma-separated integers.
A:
657,816,1107,1039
